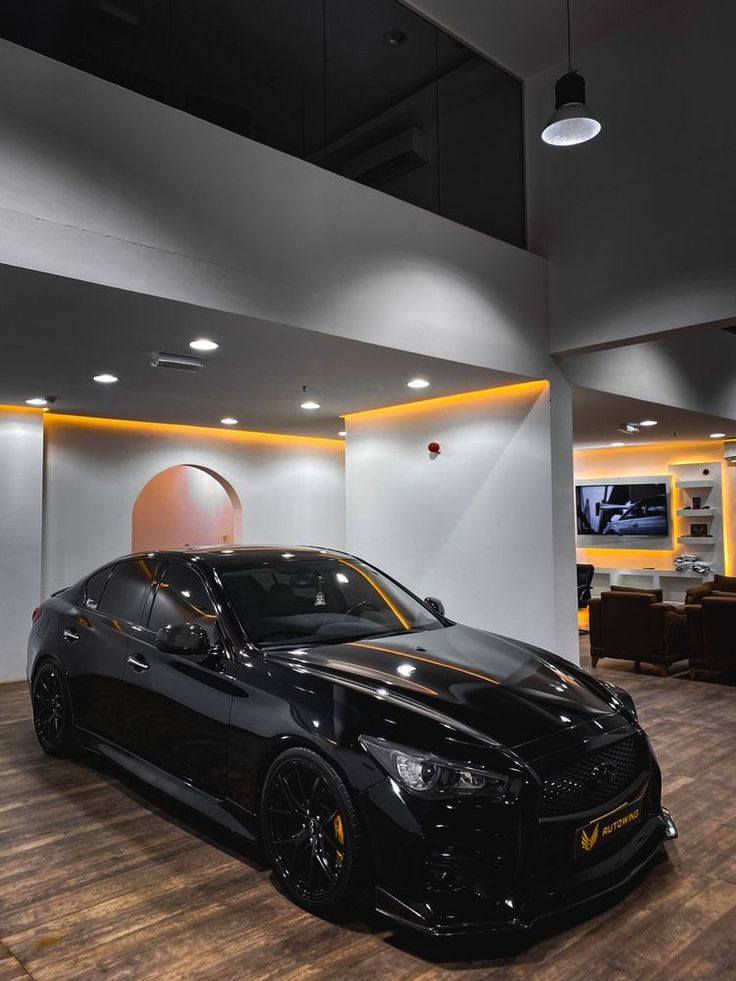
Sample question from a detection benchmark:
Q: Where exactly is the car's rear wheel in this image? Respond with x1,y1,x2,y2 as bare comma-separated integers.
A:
31,661,75,757
261,747,370,918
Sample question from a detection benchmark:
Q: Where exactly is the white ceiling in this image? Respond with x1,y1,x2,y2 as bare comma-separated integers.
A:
572,386,736,450
0,264,525,438
402,0,672,78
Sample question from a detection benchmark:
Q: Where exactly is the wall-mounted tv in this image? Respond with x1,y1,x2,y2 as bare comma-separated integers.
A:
575,482,670,537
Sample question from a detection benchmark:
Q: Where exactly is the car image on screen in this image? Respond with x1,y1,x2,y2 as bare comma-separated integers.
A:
576,482,670,538
603,495,669,536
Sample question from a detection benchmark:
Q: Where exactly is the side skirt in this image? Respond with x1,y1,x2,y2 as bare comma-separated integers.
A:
84,735,259,843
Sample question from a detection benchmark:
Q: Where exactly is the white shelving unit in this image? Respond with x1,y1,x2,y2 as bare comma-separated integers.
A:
581,461,724,604
671,461,723,575
590,567,710,603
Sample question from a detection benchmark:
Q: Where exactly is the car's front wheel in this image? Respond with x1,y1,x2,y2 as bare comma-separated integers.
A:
261,747,370,919
31,661,75,758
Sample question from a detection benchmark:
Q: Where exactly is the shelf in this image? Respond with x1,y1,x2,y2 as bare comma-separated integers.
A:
677,536,716,546
676,480,715,489
594,567,708,579
676,509,715,517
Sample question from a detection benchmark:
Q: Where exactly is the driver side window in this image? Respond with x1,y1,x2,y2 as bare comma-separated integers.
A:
148,563,219,641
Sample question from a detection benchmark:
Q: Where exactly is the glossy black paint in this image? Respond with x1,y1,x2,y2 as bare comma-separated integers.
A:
27,546,676,937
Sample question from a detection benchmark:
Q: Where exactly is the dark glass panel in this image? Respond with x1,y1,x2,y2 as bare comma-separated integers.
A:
0,0,525,246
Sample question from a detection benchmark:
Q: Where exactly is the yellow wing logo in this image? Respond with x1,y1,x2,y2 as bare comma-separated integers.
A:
581,822,600,852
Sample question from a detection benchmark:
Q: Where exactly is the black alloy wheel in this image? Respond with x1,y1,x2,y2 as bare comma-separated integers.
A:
261,747,369,917
32,661,75,757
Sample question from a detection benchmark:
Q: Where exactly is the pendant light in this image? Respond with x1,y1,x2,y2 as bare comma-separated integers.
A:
541,0,602,146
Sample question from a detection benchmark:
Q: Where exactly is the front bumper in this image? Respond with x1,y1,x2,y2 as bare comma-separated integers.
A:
361,759,677,938
374,806,676,937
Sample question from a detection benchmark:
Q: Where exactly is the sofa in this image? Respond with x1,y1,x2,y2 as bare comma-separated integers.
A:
686,596,736,678
589,585,688,676
685,573,736,605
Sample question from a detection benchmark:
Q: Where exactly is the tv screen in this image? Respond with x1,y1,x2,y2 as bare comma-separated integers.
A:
575,482,669,537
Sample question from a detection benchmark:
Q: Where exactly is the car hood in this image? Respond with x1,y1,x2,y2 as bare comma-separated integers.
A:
266,623,619,750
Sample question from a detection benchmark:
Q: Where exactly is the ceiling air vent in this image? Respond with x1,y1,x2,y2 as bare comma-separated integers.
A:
151,352,203,372
342,128,428,186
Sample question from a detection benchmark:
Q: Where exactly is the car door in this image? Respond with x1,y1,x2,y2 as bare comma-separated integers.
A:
59,558,158,745
121,560,233,798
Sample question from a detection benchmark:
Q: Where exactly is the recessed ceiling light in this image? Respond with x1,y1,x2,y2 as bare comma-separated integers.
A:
301,400,321,410
610,441,626,447
220,417,238,426
407,378,430,389
190,338,219,352
93,373,118,384
338,430,346,437
639,419,658,427
710,432,726,439
25,397,49,406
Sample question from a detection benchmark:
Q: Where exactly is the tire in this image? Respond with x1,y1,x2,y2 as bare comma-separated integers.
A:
260,746,371,919
31,660,75,758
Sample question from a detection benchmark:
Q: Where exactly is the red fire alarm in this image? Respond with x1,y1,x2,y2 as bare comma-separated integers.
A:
428,441,441,455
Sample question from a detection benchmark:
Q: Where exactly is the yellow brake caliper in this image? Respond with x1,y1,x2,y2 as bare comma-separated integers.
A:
333,813,345,862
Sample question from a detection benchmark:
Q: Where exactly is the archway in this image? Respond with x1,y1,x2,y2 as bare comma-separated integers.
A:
132,465,242,552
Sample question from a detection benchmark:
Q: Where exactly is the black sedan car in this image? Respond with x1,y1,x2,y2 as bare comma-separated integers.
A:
27,546,677,937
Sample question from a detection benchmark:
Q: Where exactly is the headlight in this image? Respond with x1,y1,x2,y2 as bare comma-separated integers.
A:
359,736,511,799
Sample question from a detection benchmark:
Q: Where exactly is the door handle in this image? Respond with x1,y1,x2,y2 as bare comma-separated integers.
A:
127,654,149,672
62,628,80,644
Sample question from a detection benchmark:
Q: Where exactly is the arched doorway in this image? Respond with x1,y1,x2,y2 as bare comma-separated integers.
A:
132,465,242,552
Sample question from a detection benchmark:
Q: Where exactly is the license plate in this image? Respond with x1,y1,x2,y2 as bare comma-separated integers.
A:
575,797,644,857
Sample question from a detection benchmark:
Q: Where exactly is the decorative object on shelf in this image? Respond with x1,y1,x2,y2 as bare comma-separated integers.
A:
691,561,712,575
690,523,710,538
674,553,697,572
691,496,701,509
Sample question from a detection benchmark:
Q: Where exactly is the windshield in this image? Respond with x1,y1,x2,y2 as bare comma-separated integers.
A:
220,555,442,648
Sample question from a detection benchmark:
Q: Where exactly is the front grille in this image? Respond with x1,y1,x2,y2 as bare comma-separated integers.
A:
539,736,645,819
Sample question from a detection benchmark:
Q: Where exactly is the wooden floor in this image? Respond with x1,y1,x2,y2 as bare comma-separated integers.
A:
2,644,736,981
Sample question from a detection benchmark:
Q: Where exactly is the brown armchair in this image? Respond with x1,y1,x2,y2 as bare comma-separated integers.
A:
589,586,688,676
685,573,736,605
686,596,736,678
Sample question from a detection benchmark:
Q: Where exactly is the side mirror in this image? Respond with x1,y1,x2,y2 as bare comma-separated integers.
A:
424,596,445,617
156,622,210,656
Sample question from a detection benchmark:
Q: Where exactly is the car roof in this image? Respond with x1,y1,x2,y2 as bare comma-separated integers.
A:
123,545,353,570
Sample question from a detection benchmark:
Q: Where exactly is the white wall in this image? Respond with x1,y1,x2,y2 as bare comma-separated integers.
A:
561,329,736,421
345,383,579,663
42,418,345,598
526,0,736,354
0,39,549,378
0,409,43,681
